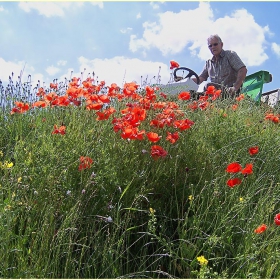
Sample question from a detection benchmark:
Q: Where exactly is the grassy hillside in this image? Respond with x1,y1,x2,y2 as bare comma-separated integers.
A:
0,78,280,278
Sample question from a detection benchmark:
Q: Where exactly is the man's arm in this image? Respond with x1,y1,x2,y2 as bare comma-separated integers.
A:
175,75,206,84
192,76,206,85
233,66,247,91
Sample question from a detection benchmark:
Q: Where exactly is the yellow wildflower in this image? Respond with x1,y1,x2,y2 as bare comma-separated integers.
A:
197,255,208,266
18,177,22,183
2,161,14,169
239,197,244,202
4,205,12,211
149,208,155,215
188,195,194,201
0,151,3,157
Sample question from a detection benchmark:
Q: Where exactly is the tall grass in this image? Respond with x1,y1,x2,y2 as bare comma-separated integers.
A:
0,77,280,278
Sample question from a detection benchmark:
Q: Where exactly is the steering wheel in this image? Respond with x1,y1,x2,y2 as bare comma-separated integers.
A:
174,67,200,84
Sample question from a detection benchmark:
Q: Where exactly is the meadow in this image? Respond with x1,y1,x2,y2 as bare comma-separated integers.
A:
0,70,280,278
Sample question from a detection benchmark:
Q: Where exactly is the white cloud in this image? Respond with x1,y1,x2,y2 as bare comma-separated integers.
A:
129,2,270,67
211,8,269,66
130,2,214,56
120,27,132,34
59,56,171,87
150,2,160,10
18,2,84,17
0,6,4,12
271,42,280,58
91,2,104,9
46,66,61,76
136,12,141,19
0,58,44,85
1,56,167,92
57,60,67,66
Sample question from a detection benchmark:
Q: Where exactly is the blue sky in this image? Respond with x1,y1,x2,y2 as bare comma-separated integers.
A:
0,1,280,94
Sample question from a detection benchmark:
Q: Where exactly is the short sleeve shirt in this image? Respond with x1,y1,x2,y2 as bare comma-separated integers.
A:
199,50,246,87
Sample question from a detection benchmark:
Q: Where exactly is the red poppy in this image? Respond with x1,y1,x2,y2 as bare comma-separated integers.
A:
173,119,194,131
226,162,242,173
82,79,94,89
99,80,105,87
236,94,245,101
274,213,280,226
241,163,253,175
152,102,167,109
121,128,135,140
170,60,179,69
69,97,81,106
205,85,216,94
150,119,165,128
166,131,179,144
198,101,209,110
86,102,103,111
120,127,145,140
265,113,279,124
145,86,157,101
86,94,99,103
134,129,146,141
32,100,47,108
204,86,221,101
254,224,267,234
150,145,168,160
108,83,120,96
50,83,58,90
146,132,161,143
10,102,30,114
98,94,111,103
249,146,259,156
131,106,146,121
36,87,46,96
96,110,112,121
160,92,167,99
52,125,66,135
227,178,242,188
79,156,93,171
44,92,58,105
211,90,221,101
188,101,198,111
123,82,139,96
56,95,71,107
178,91,191,100
198,96,209,102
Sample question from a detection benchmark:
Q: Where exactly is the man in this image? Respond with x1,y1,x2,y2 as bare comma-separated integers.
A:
177,34,247,94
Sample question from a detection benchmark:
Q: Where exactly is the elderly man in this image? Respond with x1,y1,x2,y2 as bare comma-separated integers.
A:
177,34,247,94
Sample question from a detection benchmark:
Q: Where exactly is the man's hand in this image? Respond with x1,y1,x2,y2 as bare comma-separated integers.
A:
228,87,236,94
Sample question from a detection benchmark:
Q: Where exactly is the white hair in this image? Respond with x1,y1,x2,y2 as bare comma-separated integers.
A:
207,34,223,43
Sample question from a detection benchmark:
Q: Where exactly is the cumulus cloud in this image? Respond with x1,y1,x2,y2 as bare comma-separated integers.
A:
136,12,141,19
271,42,280,58
130,2,270,67
0,5,4,12
59,56,171,87
130,2,214,56
120,27,132,34
18,2,83,17
57,60,67,66
91,2,104,9
150,2,160,10
46,66,61,76
0,58,44,85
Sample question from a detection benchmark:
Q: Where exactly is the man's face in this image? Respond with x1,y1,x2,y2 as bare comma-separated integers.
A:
208,38,223,56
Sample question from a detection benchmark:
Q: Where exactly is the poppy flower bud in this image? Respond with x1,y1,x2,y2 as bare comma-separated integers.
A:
274,213,280,226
